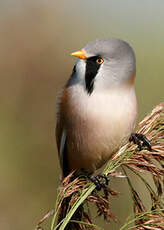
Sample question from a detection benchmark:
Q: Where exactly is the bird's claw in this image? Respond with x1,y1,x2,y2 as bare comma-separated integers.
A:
89,174,109,190
129,133,152,151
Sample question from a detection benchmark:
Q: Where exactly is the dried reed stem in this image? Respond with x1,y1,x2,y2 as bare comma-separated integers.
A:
36,103,164,230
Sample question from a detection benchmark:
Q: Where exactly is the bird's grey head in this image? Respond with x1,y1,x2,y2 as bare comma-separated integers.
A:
70,38,136,95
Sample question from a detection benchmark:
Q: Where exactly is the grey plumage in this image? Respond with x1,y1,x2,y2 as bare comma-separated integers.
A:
56,38,138,176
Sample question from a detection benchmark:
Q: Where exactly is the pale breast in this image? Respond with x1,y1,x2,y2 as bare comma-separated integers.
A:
64,84,138,172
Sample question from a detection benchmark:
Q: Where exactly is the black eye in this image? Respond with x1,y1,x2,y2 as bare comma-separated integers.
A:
96,57,104,65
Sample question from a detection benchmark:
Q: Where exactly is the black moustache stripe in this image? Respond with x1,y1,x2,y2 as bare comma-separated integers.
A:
85,56,101,94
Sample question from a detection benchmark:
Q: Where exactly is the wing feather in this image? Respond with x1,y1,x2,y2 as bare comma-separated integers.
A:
56,88,70,177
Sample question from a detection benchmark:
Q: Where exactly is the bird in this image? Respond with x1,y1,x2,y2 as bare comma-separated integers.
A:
56,37,150,187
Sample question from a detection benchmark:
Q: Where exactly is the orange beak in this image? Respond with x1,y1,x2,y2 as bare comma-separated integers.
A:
71,49,86,59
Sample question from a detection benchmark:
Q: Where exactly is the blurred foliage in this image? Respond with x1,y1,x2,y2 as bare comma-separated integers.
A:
0,1,163,230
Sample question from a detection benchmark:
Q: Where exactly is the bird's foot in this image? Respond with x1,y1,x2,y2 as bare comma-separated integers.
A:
129,133,152,151
80,169,109,190
89,174,109,191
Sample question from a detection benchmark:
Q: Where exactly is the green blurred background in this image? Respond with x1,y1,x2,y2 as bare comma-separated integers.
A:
0,1,163,229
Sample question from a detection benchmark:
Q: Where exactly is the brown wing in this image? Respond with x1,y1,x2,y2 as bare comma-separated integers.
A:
56,88,70,177
56,66,77,177
56,65,76,153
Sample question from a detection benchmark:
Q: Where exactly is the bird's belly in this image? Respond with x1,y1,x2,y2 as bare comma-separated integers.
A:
67,87,137,173
68,114,135,172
